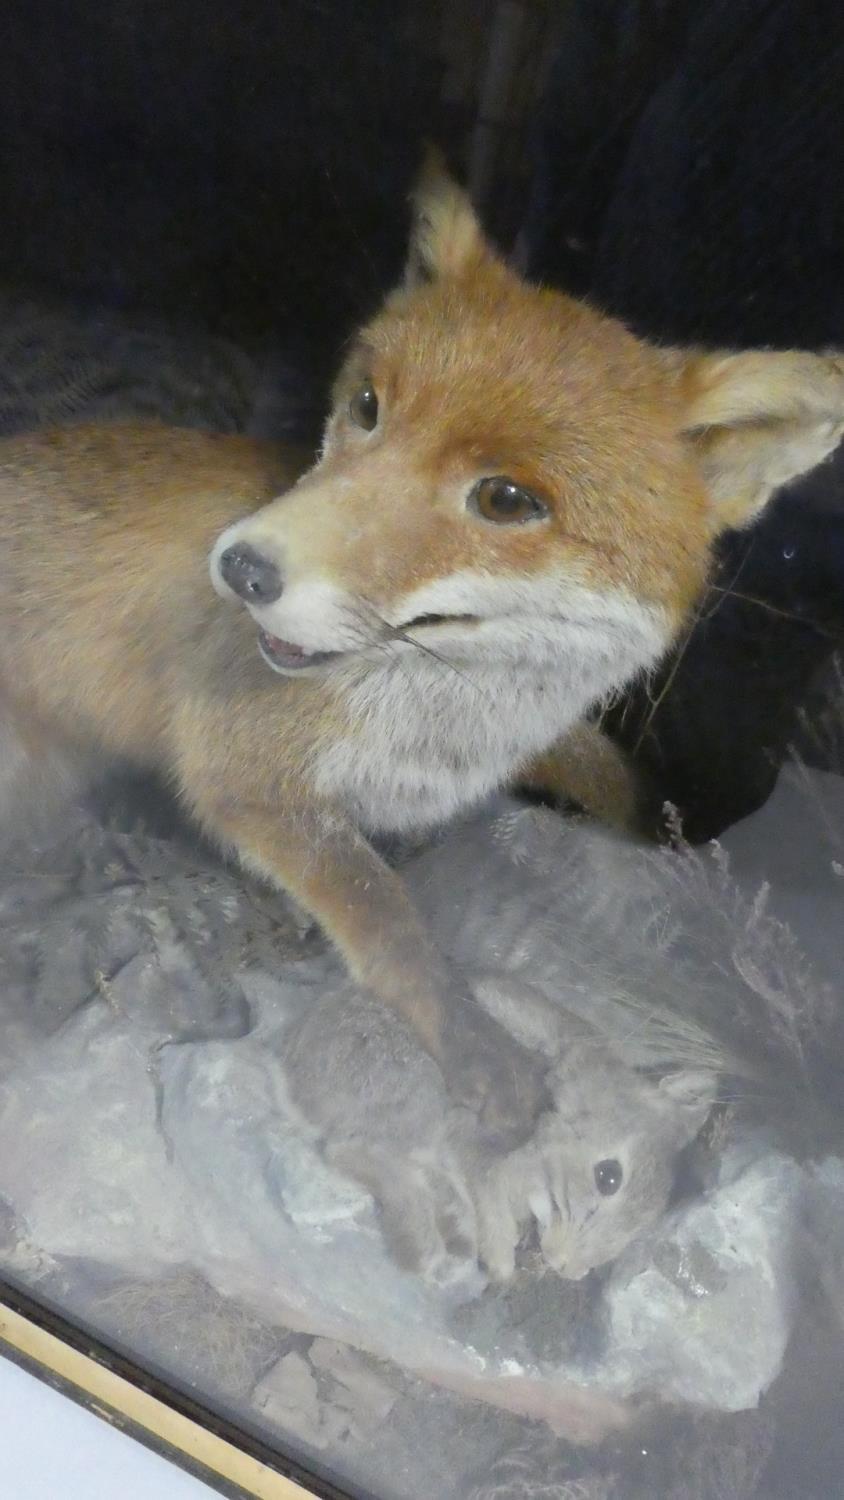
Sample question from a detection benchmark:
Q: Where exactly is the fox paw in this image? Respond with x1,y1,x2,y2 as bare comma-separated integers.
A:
324,1140,483,1291
440,995,553,1153
381,1167,484,1290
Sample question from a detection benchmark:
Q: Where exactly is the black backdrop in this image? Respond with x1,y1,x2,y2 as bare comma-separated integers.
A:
525,0,844,838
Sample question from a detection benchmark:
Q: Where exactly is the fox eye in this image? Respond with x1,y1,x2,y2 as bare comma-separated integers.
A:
349,383,379,431
470,477,548,525
594,1159,623,1196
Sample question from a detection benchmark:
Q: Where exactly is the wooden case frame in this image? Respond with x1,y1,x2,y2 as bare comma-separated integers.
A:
0,1276,359,1500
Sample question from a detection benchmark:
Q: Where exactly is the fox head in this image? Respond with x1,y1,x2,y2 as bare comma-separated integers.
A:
212,160,844,696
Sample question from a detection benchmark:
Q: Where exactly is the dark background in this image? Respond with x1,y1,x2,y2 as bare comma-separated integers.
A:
0,0,842,839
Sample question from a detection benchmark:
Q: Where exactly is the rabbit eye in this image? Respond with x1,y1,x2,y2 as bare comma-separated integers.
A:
594,1159,623,1196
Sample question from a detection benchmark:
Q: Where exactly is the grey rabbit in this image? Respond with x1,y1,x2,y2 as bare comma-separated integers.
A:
282,971,716,1287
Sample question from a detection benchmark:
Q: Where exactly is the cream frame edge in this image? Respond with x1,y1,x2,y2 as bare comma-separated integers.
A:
0,1286,332,1500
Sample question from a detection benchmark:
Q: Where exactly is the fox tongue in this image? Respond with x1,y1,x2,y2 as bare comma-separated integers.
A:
257,629,339,673
262,632,307,660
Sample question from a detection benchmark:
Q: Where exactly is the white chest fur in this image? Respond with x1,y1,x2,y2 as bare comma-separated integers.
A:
313,613,660,834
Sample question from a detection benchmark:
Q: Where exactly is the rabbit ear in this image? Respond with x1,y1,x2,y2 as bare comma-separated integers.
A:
471,972,602,1060
655,1069,718,1142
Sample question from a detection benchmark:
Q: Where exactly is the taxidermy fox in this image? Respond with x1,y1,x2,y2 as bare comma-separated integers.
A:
1,161,842,1124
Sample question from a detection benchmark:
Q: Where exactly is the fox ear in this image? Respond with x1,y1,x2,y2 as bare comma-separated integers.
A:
674,348,844,530
406,147,491,285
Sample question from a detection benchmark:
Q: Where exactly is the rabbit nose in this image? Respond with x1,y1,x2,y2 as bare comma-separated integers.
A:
218,544,283,604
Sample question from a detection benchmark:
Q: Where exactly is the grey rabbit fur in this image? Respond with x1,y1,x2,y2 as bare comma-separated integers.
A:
283,969,717,1287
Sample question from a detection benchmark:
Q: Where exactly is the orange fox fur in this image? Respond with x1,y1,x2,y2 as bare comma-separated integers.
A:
1,165,843,1080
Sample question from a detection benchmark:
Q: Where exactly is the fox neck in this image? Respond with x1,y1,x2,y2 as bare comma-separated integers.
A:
312,621,662,836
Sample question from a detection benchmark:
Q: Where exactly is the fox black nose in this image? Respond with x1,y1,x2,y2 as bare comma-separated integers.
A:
218,544,283,604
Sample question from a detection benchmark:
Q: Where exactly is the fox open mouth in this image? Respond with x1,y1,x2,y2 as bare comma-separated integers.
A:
258,614,478,674
258,631,342,673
